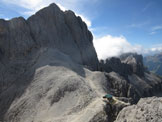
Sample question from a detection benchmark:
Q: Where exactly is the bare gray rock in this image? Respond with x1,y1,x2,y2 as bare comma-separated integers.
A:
0,3,162,122
100,57,132,77
115,97,162,122
0,48,107,122
0,17,36,59
120,53,144,76
0,3,98,71
100,53,162,103
27,3,99,70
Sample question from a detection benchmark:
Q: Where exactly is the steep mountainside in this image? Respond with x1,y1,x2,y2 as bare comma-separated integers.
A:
144,52,162,76
0,3,162,122
0,3,99,71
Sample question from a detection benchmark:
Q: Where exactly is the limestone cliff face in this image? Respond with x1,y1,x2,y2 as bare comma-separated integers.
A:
0,3,99,70
0,17,35,59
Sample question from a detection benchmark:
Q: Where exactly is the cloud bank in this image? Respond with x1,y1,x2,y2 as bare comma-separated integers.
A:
93,35,162,60
93,35,143,59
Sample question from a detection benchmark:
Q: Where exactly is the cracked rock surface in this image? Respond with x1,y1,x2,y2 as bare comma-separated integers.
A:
115,97,162,122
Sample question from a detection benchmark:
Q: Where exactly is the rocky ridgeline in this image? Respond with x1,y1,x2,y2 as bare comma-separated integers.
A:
0,3,162,122
0,3,99,71
100,53,162,102
100,53,144,77
99,53,162,121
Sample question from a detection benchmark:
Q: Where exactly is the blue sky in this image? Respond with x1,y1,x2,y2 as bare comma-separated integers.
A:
0,0,162,59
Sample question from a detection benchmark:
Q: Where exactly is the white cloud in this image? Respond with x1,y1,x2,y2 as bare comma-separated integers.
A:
150,44,162,52
150,31,156,35
149,25,162,35
56,3,66,11
128,21,150,28
152,25,162,31
4,18,9,20
151,47,162,52
2,0,92,27
93,35,143,59
142,46,162,56
93,34,162,59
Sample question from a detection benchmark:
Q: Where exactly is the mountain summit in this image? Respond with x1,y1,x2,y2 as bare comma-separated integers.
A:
0,3,99,71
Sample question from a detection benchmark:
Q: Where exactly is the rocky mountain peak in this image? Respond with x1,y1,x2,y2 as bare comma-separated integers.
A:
0,3,99,70
120,53,144,76
100,53,145,77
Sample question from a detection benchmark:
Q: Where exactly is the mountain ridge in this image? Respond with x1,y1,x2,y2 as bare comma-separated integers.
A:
0,3,99,71
0,3,162,122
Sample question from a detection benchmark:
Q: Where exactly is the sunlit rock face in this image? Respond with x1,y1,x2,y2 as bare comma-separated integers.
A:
115,97,162,122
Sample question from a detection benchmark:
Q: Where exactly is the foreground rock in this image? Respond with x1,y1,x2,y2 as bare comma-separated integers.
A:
0,48,108,122
115,97,162,122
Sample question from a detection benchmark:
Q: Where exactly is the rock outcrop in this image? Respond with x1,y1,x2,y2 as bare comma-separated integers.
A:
0,3,99,71
100,57,132,77
100,53,162,103
115,97,162,122
120,53,145,77
100,53,144,77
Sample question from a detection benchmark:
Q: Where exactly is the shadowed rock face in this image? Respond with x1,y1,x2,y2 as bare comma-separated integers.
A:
100,53,145,77
100,57,132,77
120,53,145,77
0,17,35,59
100,53,162,103
0,3,99,71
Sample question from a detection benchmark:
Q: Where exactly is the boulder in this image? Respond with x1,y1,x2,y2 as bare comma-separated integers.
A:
115,97,162,122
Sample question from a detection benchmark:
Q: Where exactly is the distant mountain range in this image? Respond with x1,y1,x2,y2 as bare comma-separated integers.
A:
144,52,162,76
